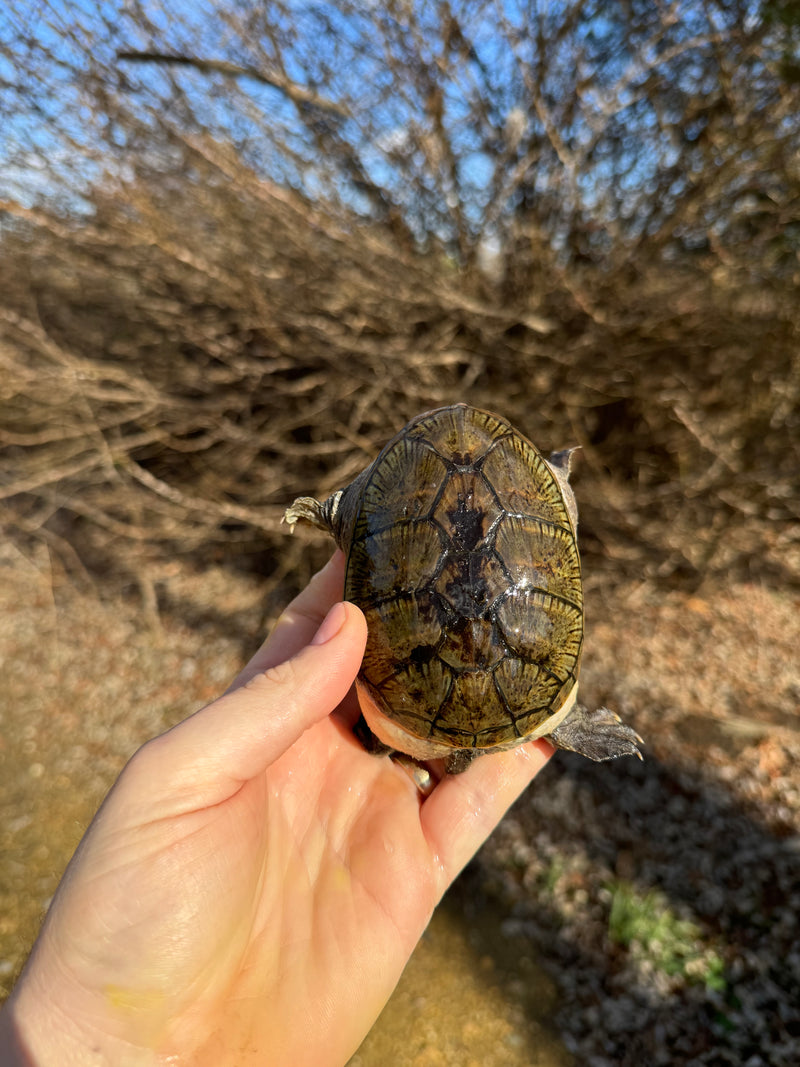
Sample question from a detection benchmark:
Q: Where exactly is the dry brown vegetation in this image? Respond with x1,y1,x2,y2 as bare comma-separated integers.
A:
1,0,799,604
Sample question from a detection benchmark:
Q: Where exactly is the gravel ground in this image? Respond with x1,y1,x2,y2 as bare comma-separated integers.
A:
459,578,800,1065
2,545,798,1065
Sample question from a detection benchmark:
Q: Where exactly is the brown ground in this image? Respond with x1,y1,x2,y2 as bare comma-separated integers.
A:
1,541,798,1065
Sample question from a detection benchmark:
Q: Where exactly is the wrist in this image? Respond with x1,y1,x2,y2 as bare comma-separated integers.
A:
0,967,151,1067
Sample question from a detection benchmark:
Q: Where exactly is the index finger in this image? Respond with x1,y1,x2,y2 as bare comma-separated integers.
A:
420,739,554,895
226,550,346,692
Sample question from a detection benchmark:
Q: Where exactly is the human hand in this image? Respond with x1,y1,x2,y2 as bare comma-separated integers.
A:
1,551,553,1067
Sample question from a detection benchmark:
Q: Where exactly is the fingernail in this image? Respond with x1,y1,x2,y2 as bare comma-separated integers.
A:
311,602,348,646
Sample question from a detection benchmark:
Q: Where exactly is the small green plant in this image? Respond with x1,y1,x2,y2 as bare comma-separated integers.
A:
541,855,566,895
607,881,726,992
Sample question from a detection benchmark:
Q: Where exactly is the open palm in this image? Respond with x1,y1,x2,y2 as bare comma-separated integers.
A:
2,552,552,1067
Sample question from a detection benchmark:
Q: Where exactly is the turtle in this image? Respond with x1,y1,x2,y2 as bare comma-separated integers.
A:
284,403,642,774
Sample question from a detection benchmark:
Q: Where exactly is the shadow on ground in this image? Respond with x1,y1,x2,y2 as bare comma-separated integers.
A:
1,554,798,1066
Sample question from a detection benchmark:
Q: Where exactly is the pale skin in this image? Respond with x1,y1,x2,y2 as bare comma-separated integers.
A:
0,551,553,1067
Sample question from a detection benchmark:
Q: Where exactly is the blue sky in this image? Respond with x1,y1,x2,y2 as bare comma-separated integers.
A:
0,0,781,249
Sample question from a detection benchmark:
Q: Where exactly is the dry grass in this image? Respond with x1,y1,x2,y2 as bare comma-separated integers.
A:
2,148,798,610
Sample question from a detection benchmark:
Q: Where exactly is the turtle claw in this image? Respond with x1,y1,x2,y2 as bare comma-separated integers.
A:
548,705,644,762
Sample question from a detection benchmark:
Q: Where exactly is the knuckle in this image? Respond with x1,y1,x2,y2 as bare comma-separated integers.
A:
250,654,303,693
110,734,172,807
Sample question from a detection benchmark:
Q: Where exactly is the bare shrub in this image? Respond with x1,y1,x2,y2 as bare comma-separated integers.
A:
1,1,798,605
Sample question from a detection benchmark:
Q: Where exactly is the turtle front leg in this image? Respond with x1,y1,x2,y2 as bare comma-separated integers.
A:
548,705,643,762
283,491,343,536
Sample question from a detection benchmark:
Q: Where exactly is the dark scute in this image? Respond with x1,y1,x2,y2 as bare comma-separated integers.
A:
437,615,506,670
448,497,486,551
407,643,438,666
433,551,507,620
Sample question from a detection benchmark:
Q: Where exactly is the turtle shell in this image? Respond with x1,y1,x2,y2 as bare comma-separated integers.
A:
344,404,583,751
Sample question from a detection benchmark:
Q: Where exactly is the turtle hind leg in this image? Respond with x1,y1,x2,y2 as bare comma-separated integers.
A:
548,705,644,762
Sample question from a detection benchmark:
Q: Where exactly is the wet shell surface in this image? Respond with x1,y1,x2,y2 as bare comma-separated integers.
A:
343,404,583,752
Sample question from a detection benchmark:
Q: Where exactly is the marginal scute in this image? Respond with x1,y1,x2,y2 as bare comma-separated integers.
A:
474,717,524,746
344,403,584,752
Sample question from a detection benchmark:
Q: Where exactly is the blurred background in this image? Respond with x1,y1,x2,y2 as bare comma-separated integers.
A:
1,2,799,1064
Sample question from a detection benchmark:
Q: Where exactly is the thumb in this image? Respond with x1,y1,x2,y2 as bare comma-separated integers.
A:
133,601,367,807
